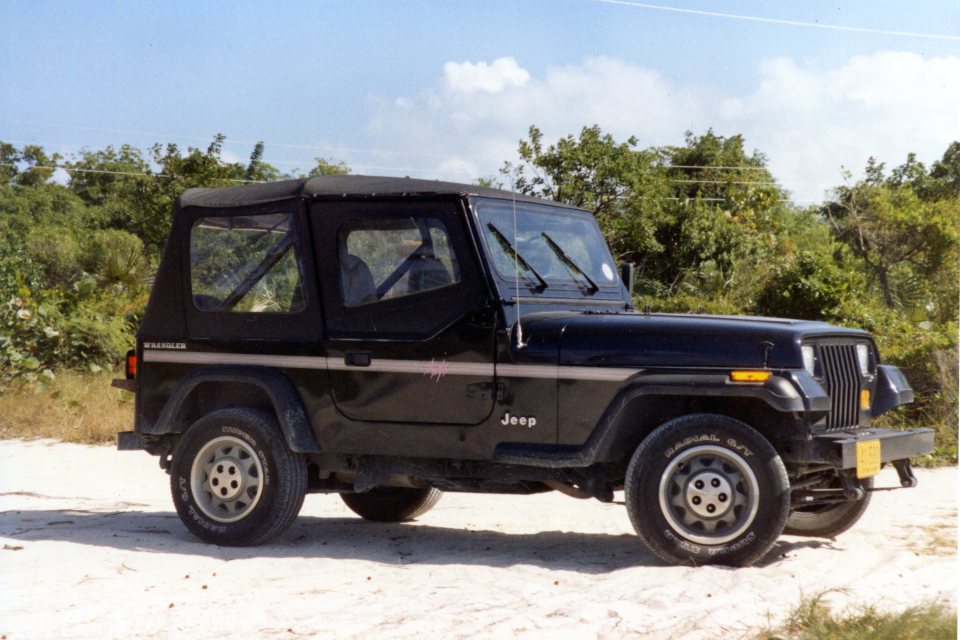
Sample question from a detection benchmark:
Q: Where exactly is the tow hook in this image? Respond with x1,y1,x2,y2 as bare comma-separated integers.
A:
840,474,866,500
893,459,918,488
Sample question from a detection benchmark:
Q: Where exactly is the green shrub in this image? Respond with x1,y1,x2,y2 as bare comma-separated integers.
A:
82,229,149,288
758,594,957,640
755,252,864,321
26,226,82,285
836,302,958,464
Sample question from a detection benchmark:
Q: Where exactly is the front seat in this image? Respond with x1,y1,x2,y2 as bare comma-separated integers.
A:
406,255,450,294
340,253,377,306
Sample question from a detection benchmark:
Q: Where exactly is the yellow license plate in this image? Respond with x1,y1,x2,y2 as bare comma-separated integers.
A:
856,440,882,479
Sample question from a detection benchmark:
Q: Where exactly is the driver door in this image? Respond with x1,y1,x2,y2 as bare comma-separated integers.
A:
311,198,496,425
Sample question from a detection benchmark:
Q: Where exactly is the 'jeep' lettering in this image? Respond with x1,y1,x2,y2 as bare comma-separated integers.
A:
500,412,536,428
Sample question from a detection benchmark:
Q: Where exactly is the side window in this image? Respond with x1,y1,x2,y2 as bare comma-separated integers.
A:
338,216,460,307
190,212,305,313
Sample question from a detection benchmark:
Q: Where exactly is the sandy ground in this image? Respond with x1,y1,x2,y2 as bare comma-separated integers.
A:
0,440,956,640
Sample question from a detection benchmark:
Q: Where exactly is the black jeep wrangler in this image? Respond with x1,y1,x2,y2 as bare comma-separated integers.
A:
116,175,933,566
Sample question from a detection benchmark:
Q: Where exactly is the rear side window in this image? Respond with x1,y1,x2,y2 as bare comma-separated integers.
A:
338,216,460,307
190,212,305,313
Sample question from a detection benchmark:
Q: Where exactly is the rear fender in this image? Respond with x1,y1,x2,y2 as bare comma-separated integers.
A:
142,365,320,453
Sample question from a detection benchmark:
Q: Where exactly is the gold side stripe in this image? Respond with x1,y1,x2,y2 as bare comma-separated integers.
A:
142,350,638,381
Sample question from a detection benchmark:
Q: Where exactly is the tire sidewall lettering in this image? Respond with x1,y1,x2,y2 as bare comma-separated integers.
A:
664,433,720,458
219,424,272,486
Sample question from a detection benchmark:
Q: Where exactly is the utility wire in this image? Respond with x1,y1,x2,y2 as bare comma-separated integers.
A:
593,0,960,41
1,139,794,185
0,161,788,188
0,163,263,183
1,163,801,202
5,119,454,159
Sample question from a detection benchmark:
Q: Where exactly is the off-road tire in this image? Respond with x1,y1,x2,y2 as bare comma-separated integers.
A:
341,486,442,522
170,408,307,546
625,414,790,566
784,476,873,537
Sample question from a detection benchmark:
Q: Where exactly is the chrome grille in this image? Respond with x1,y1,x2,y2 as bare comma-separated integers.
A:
820,344,863,430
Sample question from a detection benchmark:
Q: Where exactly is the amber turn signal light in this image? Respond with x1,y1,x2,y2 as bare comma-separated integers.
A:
860,389,871,410
125,349,137,379
730,370,772,383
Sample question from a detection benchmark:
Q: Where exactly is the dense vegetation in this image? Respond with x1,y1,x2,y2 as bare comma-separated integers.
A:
0,131,956,460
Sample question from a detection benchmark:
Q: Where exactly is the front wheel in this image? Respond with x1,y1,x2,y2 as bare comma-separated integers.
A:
625,414,790,566
170,408,307,546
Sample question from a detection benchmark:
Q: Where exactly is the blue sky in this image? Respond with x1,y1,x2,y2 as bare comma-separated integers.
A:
2,1,958,203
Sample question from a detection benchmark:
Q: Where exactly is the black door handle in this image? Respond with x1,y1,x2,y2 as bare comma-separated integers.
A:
344,351,372,367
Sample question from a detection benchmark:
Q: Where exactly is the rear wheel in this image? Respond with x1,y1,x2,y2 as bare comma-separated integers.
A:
785,476,873,537
170,408,307,546
341,486,442,522
625,414,790,566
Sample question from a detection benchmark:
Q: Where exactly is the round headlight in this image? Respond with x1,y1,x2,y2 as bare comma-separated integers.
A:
801,345,816,376
856,344,871,375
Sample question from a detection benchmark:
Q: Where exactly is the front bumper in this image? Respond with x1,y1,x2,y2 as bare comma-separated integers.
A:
812,427,935,469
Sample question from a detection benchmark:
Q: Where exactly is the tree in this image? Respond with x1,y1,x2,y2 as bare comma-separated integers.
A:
501,125,670,269
244,142,282,182
65,144,152,206
0,142,20,185
16,145,60,187
306,157,350,177
823,154,959,318
650,131,792,299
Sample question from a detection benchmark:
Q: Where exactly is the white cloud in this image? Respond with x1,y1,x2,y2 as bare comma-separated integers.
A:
443,57,530,94
364,53,960,202
723,51,960,202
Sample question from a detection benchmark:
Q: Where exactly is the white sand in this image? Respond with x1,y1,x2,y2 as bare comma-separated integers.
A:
0,439,956,639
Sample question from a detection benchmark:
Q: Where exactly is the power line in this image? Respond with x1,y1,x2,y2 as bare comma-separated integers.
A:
0,163,801,202
2,128,798,175
2,138,801,185
592,0,960,41
0,163,263,183
669,179,778,186
5,119,455,159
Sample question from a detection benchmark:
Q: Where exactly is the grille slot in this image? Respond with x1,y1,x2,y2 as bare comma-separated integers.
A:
820,344,863,430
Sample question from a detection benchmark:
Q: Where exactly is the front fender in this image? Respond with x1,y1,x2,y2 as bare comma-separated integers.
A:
494,369,827,468
873,364,914,416
616,370,828,413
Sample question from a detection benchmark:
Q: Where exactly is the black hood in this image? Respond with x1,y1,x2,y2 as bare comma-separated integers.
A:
519,311,870,370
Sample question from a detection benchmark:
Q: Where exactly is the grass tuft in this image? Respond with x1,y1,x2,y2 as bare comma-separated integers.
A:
758,594,957,640
0,370,132,444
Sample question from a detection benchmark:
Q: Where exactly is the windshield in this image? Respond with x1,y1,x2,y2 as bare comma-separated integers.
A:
475,199,619,294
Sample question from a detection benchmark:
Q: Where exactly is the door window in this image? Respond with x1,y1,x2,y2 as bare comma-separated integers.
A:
338,217,460,307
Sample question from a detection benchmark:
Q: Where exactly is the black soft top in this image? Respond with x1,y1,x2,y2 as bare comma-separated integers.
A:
176,175,574,210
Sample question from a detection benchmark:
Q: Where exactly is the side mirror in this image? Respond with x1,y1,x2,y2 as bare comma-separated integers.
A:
620,262,635,296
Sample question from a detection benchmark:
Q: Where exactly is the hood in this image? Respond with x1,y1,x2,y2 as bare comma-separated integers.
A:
519,311,870,370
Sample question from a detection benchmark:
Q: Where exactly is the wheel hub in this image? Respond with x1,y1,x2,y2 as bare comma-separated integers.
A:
206,456,245,501
658,444,760,545
683,470,734,519
190,435,264,523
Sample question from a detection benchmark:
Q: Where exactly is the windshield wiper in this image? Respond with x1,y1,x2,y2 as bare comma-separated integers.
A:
541,232,599,294
486,223,548,291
